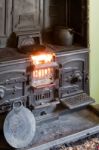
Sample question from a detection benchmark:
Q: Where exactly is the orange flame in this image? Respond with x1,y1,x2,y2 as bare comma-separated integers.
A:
33,68,53,78
31,53,54,65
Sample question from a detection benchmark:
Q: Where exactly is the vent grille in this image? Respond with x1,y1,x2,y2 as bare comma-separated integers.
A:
34,90,53,101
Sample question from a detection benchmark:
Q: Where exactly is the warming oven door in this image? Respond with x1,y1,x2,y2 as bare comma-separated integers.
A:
12,0,43,32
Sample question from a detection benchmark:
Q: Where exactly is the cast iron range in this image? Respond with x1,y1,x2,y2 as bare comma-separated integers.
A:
0,0,99,149
0,44,98,150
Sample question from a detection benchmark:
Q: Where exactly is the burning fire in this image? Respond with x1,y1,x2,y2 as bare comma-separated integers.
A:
33,68,53,78
31,51,55,87
31,53,54,65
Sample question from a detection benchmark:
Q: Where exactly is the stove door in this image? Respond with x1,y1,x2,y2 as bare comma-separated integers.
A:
12,0,43,33
0,60,28,113
57,50,89,96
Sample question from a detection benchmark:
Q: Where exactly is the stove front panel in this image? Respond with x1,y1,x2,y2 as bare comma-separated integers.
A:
0,49,89,113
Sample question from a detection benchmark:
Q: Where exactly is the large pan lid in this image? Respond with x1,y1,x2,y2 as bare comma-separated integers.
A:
3,101,36,148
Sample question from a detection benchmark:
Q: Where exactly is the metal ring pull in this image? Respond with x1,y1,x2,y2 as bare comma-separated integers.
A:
13,100,23,112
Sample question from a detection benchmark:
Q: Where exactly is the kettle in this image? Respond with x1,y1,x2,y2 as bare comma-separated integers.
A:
54,27,74,46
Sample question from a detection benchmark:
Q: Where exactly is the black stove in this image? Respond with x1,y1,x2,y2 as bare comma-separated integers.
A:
0,0,97,150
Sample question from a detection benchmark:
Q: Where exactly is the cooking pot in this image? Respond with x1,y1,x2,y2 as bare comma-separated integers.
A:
3,101,36,148
54,27,74,46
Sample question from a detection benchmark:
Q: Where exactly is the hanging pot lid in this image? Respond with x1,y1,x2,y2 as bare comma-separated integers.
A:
3,101,36,148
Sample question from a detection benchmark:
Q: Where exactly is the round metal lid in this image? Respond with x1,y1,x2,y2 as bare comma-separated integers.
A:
3,103,36,148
